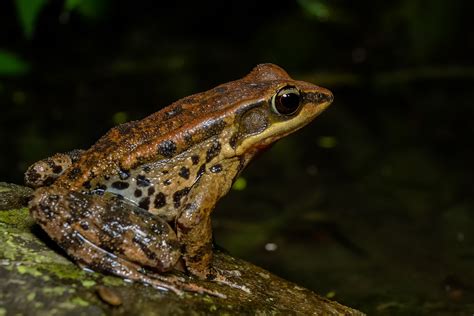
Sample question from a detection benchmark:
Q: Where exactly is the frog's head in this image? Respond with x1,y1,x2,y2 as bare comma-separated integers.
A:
230,63,333,156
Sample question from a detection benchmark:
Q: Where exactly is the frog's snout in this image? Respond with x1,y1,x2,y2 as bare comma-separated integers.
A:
303,88,334,106
324,90,334,103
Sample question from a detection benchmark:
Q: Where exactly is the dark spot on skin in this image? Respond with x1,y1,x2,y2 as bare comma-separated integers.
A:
82,181,91,189
178,166,190,180
134,189,142,198
111,181,130,190
173,187,190,208
67,149,84,162
132,235,157,262
210,164,223,173
143,166,151,173
153,192,166,209
196,164,206,180
104,175,110,180
116,120,138,135
176,220,192,234
202,119,227,139
206,141,221,162
157,140,177,158
162,170,168,174
68,167,81,180
163,179,171,186
52,164,63,174
164,105,183,120
136,175,151,187
118,169,130,180
214,86,227,93
80,221,89,230
43,176,56,186
229,133,239,149
191,155,199,165
147,187,155,196
138,197,150,210
187,241,213,264
25,169,40,183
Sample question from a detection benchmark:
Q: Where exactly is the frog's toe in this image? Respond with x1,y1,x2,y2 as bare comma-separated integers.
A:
24,153,75,188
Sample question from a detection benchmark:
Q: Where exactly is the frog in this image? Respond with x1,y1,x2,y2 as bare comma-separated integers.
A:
24,63,333,297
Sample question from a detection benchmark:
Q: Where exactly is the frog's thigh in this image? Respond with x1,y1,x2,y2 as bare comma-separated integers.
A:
30,187,180,272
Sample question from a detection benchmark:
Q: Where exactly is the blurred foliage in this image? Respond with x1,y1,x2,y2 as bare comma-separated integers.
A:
4,0,109,76
14,0,109,39
64,0,109,19
0,50,29,75
297,0,332,21
14,0,47,38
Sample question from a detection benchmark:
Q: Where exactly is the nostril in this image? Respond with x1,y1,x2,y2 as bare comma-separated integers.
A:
318,92,333,103
326,93,334,103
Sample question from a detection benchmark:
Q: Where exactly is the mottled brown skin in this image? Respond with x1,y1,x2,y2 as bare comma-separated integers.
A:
25,64,333,297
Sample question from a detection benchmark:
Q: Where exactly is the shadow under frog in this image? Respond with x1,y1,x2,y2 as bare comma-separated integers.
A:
24,64,333,297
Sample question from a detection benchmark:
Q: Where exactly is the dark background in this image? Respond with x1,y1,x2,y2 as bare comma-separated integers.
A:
1,1,473,314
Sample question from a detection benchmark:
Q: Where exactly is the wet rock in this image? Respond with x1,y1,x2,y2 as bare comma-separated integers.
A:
0,182,364,315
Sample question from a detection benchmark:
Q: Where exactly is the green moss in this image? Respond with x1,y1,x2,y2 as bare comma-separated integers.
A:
42,286,70,296
26,292,35,302
81,280,96,288
0,208,33,229
70,296,90,307
102,275,125,287
41,262,86,280
17,265,43,277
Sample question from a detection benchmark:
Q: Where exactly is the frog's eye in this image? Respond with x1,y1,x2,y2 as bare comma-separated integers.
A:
271,86,301,116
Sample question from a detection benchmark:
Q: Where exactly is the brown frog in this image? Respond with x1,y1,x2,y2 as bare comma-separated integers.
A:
25,64,333,297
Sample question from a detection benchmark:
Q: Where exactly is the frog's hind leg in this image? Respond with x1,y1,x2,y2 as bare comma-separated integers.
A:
71,229,224,297
29,186,225,298
24,149,84,188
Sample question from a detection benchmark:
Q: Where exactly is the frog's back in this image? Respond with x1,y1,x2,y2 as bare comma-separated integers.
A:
55,64,292,190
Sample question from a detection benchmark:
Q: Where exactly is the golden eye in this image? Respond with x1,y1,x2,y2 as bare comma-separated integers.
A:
271,86,301,115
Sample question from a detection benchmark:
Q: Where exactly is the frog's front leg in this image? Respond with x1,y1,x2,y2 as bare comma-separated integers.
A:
176,171,250,293
29,186,224,297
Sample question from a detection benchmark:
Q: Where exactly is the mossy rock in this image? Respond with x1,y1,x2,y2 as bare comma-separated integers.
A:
0,182,364,315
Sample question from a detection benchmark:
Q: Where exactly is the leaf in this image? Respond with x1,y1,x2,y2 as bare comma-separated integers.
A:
64,0,109,19
15,0,48,39
0,50,30,76
297,0,331,20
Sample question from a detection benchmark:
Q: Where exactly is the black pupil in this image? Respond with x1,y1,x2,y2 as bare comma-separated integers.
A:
276,92,300,115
